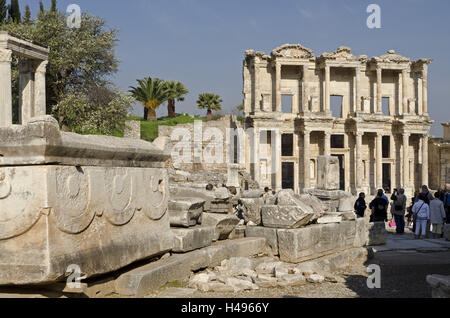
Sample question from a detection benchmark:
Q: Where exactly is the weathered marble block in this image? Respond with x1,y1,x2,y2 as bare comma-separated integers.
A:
277,220,367,263
316,156,340,190
0,116,173,285
168,197,205,227
261,205,315,229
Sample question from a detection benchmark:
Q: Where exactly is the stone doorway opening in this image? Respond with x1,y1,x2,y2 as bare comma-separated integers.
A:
383,163,391,193
332,154,345,191
282,162,294,190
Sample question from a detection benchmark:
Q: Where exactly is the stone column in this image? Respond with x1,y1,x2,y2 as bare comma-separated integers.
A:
376,66,382,113
19,60,35,124
355,66,361,112
422,64,428,115
324,65,330,113
34,60,48,117
275,130,282,190
253,128,260,184
403,133,410,188
276,62,282,112
376,133,383,189
303,130,311,189
422,134,429,186
0,49,12,127
301,65,308,112
324,131,331,156
398,72,403,115
355,132,363,190
254,62,260,112
402,69,408,115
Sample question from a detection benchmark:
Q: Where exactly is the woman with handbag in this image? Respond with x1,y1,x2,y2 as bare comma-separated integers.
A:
412,193,430,239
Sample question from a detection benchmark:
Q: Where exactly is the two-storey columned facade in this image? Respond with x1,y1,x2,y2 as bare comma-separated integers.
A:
243,44,433,195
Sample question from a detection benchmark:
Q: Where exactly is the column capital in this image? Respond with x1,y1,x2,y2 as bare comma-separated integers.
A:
0,48,12,63
354,131,364,137
34,60,48,74
403,132,411,138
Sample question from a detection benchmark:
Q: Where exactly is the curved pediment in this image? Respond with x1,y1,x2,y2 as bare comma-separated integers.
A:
271,44,314,59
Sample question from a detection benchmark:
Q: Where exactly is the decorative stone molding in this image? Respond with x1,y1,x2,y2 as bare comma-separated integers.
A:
271,44,314,59
371,50,410,64
318,46,367,63
0,48,12,63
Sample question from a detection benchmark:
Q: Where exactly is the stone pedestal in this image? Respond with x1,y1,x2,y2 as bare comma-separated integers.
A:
316,156,339,190
226,163,240,188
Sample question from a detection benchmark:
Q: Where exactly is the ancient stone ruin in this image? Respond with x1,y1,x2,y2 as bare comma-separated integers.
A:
243,44,433,196
0,33,174,286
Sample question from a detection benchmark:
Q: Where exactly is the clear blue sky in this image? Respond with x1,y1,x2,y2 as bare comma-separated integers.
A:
24,0,449,137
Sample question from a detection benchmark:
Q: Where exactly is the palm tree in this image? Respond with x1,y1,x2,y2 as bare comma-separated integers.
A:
197,93,223,120
165,81,189,118
129,77,168,121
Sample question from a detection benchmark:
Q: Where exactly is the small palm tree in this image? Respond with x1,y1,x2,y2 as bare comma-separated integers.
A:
129,77,168,121
165,81,189,118
197,93,223,120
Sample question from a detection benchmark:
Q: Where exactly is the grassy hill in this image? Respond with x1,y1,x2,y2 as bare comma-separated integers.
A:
127,114,205,142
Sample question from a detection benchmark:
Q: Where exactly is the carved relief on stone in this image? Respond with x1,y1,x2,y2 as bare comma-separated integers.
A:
362,96,371,112
140,169,168,221
373,50,410,64
319,46,366,63
0,168,43,240
0,49,12,63
53,167,95,234
104,169,136,226
271,44,314,59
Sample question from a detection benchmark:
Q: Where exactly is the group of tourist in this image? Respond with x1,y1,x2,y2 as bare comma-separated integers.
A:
354,185,450,239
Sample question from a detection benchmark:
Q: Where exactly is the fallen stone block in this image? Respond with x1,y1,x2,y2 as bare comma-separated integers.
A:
229,225,246,240
277,189,310,207
245,226,279,255
241,198,263,225
242,190,264,198
426,275,450,298
306,274,325,283
201,213,240,240
317,216,342,224
261,205,315,229
169,186,215,212
115,237,266,297
277,221,359,263
366,222,387,246
278,274,306,287
0,166,173,286
171,226,215,253
168,197,205,228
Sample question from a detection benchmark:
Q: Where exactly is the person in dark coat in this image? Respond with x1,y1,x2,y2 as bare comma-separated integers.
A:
354,193,367,218
369,189,389,222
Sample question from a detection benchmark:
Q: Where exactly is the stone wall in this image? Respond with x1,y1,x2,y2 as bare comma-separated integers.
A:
158,115,242,173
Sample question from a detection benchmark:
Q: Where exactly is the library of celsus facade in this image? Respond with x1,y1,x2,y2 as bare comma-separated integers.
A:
243,44,433,196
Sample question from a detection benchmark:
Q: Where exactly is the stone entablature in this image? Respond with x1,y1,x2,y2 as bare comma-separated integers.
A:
243,44,433,195
0,32,49,127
